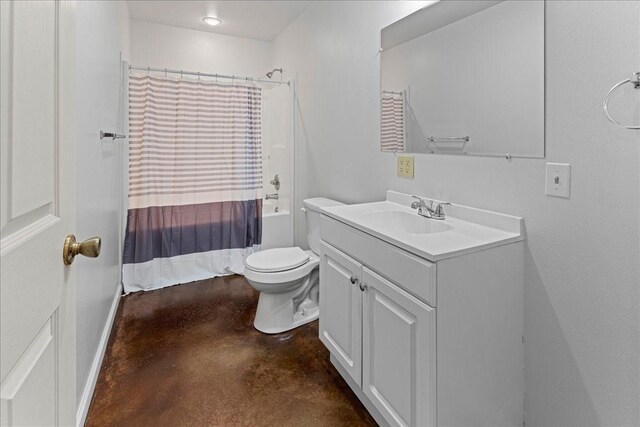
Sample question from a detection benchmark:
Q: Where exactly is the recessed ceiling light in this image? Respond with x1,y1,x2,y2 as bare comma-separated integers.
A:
202,16,222,26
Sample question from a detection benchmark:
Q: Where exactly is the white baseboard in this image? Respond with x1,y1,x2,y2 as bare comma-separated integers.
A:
76,283,123,427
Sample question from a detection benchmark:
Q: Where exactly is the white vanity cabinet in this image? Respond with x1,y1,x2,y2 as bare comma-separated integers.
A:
362,268,436,427
320,239,436,427
319,242,363,387
318,193,524,427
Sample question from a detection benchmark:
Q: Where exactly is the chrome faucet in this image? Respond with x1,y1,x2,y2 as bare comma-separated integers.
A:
265,193,279,200
410,196,451,220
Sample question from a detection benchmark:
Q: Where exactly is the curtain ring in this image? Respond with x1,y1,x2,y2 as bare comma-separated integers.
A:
198,71,201,80
164,68,167,77
147,66,150,76
180,69,183,79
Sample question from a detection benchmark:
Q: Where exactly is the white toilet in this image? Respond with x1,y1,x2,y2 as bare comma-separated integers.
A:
244,198,343,334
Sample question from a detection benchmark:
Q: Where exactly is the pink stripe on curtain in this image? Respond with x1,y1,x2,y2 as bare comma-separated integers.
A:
127,75,263,205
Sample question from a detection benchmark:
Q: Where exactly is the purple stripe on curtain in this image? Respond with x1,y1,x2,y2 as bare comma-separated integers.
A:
123,199,262,265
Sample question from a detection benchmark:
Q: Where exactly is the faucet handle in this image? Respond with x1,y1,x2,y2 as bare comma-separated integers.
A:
433,202,451,218
410,195,421,209
270,174,280,190
411,195,432,208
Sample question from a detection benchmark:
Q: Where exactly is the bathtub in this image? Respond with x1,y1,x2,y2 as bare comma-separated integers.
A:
261,199,293,249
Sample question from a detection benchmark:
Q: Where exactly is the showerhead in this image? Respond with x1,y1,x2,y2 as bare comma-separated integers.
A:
266,68,283,79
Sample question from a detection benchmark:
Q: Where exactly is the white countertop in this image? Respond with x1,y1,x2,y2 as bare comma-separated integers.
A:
321,191,524,262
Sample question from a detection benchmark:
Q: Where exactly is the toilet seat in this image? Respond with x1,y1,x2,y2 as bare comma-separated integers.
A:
245,247,310,273
244,250,319,286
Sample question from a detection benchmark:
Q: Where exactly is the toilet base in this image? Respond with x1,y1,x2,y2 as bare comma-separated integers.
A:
253,293,319,334
248,263,320,334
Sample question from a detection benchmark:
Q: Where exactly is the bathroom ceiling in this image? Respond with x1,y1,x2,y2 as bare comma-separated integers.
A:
127,1,312,41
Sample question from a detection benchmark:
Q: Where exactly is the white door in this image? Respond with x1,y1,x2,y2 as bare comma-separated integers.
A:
319,242,363,386
362,267,436,427
1,1,78,425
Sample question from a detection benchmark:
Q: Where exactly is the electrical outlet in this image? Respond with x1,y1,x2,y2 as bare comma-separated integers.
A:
397,155,414,178
545,163,571,198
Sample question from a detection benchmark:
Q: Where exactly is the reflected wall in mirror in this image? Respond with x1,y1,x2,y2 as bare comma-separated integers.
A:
380,0,545,158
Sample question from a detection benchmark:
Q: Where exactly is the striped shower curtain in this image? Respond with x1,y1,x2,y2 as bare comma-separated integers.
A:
380,90,405,152
123,74,263,293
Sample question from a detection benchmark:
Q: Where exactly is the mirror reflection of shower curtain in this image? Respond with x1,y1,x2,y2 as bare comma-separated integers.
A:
122,74,263,293
380,90,405,152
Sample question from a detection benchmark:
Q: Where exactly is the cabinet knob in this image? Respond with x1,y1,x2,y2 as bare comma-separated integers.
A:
350,275,358,284
359,282,367,292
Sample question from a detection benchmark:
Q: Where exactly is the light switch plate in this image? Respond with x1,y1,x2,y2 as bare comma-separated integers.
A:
545,163,571,198
397,155,414,178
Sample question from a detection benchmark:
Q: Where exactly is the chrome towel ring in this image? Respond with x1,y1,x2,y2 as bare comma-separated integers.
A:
603,71,640,130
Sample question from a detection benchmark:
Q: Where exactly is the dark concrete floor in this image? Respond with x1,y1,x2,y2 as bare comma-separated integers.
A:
85,275,376,427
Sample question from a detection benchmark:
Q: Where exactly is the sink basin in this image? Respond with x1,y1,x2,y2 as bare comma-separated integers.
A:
357,210,452,234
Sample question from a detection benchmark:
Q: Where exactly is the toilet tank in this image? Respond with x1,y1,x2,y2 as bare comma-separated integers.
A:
303,198,344,254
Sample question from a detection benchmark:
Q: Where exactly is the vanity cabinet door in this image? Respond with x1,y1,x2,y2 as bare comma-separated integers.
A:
319,241,363,387
362,268,436,427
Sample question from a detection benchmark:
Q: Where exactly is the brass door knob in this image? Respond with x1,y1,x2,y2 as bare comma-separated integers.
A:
63,234,101,265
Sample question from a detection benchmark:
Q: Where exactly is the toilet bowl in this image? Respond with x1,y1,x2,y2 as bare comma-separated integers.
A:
245,248,320,334
244,197,344,334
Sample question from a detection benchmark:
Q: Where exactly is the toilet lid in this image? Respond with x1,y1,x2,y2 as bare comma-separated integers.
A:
245,247,310,273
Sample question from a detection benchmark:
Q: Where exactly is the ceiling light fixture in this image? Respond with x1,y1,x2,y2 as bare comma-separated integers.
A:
202,16,222,26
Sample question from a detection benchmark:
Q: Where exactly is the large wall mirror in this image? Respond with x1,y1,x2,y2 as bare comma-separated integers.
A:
380,0,545,158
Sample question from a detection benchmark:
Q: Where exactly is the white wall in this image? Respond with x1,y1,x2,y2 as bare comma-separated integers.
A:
262,83,294,214
273,1,640,426
75,0,130,422
131,20,272,78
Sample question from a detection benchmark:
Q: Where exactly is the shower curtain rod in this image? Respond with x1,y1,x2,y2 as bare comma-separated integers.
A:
129,65,290,86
